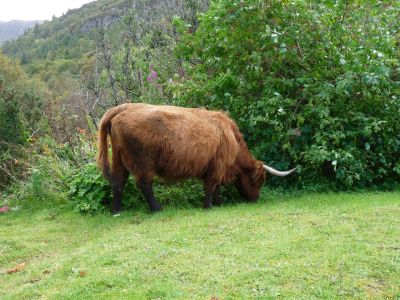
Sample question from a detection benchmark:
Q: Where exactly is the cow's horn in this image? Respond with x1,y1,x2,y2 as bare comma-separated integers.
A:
263,165,297,176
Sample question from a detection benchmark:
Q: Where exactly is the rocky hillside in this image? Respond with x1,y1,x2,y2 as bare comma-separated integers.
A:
2,0,207,68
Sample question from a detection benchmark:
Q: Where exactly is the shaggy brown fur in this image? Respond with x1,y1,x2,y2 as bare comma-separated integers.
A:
98,103,267,212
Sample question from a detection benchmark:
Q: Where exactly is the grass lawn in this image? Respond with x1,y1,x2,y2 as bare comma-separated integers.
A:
1,192,399,299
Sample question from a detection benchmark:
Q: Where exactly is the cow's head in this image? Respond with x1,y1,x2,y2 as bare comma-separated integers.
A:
235,161,265,201
235,160,297,201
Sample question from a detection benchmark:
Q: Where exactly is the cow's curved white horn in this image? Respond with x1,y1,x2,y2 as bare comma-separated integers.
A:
263,165,297,176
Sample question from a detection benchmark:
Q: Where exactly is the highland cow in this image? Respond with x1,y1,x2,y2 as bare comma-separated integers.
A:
97,103,296,213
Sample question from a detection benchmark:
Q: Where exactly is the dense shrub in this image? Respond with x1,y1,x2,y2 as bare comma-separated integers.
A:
0,53,44,189
68,162,144,213
68,163,113,213
170,0,400,189
3,148,69,210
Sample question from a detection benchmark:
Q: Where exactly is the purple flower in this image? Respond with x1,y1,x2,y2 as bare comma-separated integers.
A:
147,70,158,81
147,64,158,82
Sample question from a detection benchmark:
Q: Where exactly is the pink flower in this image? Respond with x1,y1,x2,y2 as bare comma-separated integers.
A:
147,64,158,82
0,206,10,213
147,71,158,81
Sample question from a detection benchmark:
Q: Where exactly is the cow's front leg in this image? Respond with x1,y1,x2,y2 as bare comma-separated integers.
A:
137,178,162,212
203,181,217,209
213,185,222,207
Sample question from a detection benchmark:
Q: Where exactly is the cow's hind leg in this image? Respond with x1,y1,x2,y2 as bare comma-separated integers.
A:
136,177,162,212
110,151,129,214
203,181,218,209
111,170,129,214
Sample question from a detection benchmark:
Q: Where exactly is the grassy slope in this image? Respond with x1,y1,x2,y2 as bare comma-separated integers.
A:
1,192,399,299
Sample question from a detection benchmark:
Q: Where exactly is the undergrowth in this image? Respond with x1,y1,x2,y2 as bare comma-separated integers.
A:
2,130,399,215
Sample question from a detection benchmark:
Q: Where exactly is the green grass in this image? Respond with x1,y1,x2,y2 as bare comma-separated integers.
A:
1,192,400,299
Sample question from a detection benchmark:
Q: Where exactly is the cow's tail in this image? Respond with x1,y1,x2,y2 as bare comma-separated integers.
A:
97,104,130,181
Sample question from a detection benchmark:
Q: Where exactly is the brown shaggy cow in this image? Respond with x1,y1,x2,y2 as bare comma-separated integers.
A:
97,103,296,213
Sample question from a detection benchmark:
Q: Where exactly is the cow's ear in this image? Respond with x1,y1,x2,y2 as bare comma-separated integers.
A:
251,162,265,182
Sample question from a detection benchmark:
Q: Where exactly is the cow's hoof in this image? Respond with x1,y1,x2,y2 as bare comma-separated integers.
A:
112,208,122,214
150,205,162,213
213,201,222,207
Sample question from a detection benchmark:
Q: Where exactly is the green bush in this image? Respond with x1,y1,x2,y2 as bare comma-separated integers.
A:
68,163,110,213
171,0,400,189
0,53,44,189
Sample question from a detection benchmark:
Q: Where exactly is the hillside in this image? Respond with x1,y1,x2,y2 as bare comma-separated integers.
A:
0,0,209,149
0,20,40,45
2,0,207,77
2,0,127,65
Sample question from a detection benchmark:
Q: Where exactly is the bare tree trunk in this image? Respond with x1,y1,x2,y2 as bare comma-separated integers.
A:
96,22,119,106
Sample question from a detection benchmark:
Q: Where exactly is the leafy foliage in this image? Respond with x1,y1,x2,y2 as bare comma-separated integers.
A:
0,53,44,189
171,0,400,189
68,163,111,213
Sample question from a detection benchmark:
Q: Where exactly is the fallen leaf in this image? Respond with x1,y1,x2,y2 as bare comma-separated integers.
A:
79,271,87,277
7,262,26,274
43,270,50,274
